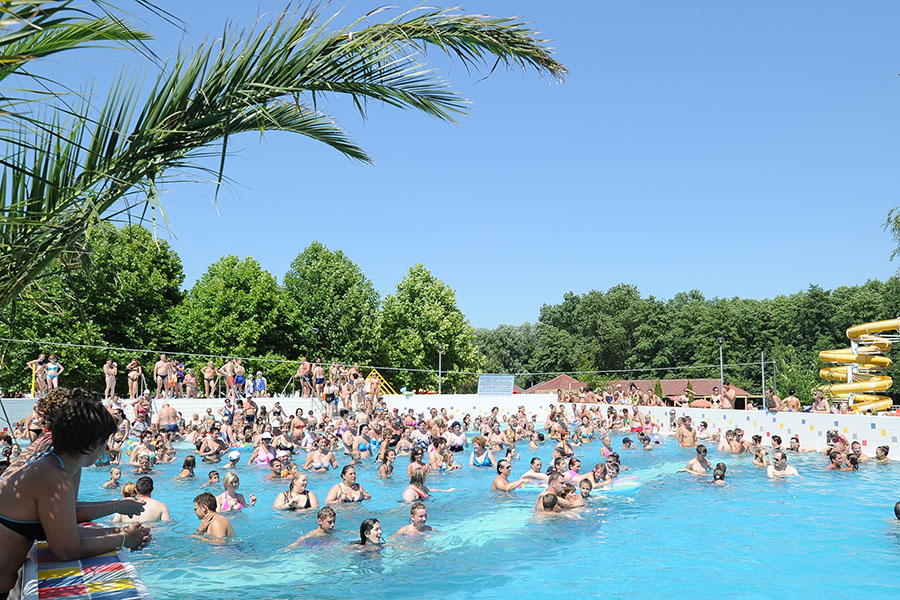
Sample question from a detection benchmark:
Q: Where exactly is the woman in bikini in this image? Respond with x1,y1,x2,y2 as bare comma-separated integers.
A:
324,466,371,504
401,466,455,502
304,437,338,472
354,424,375,459
44,354,63,390
102,358,117,401
406,447,431,476
272,473,319,511
125,359,141,400
0,398,151,598
216,472,257,512
249,433,276,467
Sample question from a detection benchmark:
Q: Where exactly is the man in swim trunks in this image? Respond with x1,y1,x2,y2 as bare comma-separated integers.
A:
312,362,326,399
115,477,171,523
295,357,312,398
535,472,575,510
233,358,246,397
157,403,179,434
766,451,800,478
676,416,697,448
202,361,217,399
153,354,170,399
218,358,236,400
193,492,234,538
243,394,258,425
722,381,736,409
683,444,710,474
630,406,645,433
783,389,802,412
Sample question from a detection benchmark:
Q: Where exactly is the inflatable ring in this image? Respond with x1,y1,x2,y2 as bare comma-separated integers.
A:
513,481,547,492
596,475,642,496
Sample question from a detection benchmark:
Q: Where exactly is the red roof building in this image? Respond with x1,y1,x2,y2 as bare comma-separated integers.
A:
525,374,591,394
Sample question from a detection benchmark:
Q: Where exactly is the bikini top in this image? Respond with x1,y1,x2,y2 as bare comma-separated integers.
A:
0,452,64,541
221,494,243,511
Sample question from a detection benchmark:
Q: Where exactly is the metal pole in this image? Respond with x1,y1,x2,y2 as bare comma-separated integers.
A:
761,351,766,412
438,344,443,395
717,338,724,399
772,359,778,396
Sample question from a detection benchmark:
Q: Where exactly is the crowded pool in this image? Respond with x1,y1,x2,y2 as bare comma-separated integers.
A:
74,433,900,600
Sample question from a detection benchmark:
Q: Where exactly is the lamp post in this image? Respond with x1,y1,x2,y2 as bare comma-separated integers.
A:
437,343,444,395
717,337,724,399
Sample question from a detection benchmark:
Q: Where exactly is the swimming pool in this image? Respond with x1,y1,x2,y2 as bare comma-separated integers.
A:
77,436,900,600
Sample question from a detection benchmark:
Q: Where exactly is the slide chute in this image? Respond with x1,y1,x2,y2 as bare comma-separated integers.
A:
818,319,898,413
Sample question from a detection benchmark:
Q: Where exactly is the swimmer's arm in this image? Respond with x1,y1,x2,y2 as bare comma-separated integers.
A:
75,499,144,522
324,485,341,505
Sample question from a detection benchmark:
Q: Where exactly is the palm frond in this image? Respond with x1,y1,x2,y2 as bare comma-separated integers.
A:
0,3,567,308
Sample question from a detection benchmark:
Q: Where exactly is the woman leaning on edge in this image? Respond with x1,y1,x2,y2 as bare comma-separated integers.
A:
0,397,151,598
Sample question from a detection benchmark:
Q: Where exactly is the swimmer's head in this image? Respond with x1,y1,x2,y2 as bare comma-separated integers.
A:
110,467,121,479
318,506,336,531
697,445,707,457
541,493,559,512
895,501,900,520
530,457,542,471
52,393,116,457
194,492,217,517
712,463,727,481
410,467,428,487
359,518,381,545
410,502,427,523
772,435,782,445
876,446,890,459
122,482,137,498
579,479,592,495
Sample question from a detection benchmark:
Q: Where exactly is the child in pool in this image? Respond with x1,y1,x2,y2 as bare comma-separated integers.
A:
101,466,121,489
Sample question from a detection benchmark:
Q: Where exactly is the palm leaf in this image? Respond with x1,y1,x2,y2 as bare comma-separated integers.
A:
0,4,567,307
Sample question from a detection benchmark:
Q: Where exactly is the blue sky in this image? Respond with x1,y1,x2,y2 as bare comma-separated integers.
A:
48,1,900,328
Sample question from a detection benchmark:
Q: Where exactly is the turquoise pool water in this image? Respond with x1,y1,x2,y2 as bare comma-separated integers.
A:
77,436,900,600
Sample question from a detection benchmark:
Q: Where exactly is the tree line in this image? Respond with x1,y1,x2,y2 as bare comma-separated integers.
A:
0,224,476,394
476,280,900,403
2,223,898,403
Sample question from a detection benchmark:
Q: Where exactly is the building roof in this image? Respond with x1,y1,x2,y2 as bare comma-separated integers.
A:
525,374,590,393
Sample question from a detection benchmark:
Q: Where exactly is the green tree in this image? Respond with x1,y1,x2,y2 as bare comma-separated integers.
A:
474,323,537,387
0,3,566,310
0,222,182,391
172,256,288,359
379,264,478,391
282,242,380,363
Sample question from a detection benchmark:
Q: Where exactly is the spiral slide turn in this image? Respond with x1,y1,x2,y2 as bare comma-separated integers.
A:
818,319,899,413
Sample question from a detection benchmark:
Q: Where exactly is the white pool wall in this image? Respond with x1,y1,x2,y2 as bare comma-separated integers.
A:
3,394,899,453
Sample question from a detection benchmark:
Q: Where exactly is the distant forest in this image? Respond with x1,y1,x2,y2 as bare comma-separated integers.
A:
2,223,898,403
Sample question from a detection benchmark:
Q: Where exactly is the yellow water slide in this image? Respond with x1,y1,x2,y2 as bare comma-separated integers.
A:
818,319,899,413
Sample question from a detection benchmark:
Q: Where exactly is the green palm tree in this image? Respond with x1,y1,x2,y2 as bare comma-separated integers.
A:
0,1,566,309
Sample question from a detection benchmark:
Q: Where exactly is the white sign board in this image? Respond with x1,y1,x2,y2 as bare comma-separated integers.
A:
477,374,515,396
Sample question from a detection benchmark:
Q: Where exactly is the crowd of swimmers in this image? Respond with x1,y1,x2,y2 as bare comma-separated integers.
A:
1,387,898,598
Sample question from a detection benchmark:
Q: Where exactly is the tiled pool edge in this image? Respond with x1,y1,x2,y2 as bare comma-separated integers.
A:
15,541,152,600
